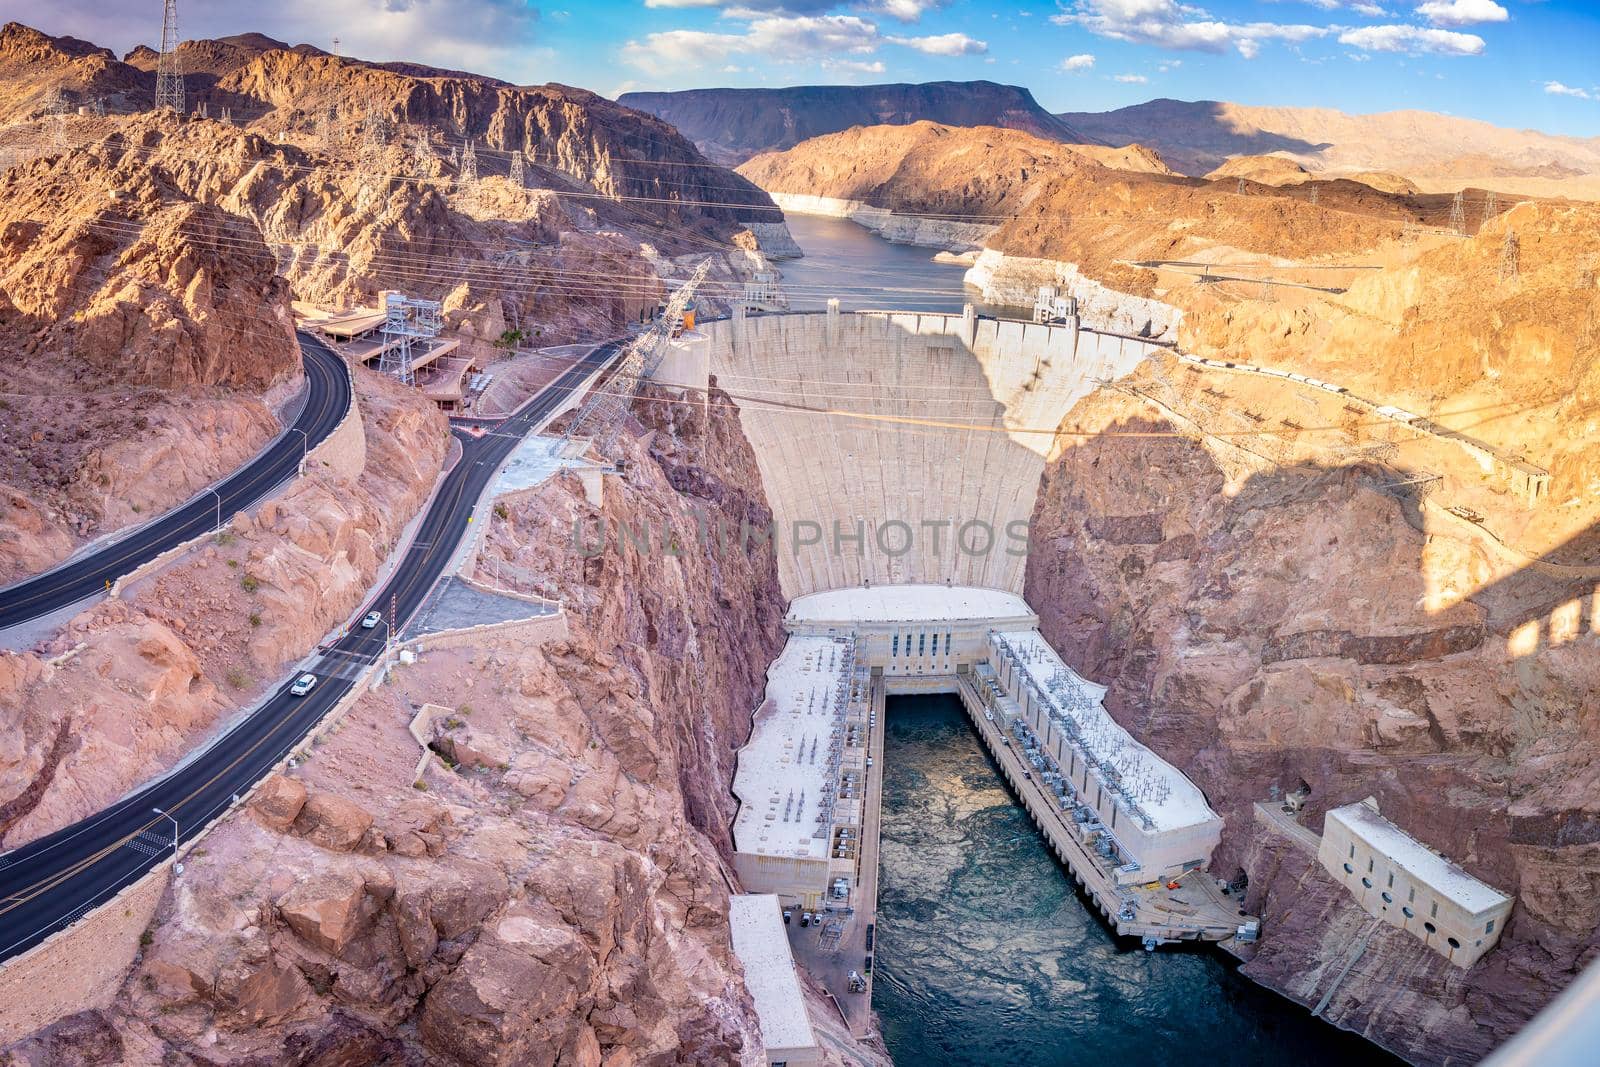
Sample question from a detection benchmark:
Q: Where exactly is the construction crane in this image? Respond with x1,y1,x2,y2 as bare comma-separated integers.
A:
562,259,712,457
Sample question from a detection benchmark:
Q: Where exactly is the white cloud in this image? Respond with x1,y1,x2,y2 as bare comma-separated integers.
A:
1054,0,1328,57
1414,0,1508,27
642,0,941,19
1337,24,1485,54
1060,53,1097,72
1544,81,1593,100
1113,73,1149,83
886,31,988,55
622,11,982,74
824,57,888,74
1350,2,1387,15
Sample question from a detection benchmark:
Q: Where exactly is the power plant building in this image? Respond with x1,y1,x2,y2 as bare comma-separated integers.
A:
1318,798,1513,967
985,629,1224,883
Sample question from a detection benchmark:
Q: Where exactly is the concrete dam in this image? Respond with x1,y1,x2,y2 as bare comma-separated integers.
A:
689,307,1166,596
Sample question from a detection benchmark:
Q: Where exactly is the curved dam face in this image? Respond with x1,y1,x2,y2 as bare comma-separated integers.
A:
700,309,1168,597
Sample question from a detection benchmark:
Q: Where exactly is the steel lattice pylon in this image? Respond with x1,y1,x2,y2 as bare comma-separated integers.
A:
564,259,711,456
154,0,184,113
378,293,443,387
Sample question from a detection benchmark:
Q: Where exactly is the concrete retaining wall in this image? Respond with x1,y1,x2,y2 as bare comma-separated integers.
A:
303,370,366,483
0,867,169,1043
400,608,567,657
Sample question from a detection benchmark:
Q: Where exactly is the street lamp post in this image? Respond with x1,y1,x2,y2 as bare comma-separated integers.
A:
206,488,222,534
289,428,309,473
151,807,182,875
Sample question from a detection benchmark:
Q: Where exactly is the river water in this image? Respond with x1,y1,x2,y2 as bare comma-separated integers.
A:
875,695,1396,1067
776,213,987,313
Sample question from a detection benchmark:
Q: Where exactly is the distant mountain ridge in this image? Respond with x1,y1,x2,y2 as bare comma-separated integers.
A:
618,80,1088,165
1058,98,1600,179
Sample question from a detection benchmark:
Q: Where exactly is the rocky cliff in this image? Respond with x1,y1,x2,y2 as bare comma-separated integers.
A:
0,22,795,587
0,384,890,1066
624,80,1087,165
1058,97,1600,185
0,369,448,846
1022,379,1600,1063
0,108,303,584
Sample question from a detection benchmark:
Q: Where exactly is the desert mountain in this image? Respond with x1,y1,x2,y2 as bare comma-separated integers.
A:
1204,154,1312,186
0,22,790,578
619,80,1087,165
1059,97,1600,182
740,122,1442,278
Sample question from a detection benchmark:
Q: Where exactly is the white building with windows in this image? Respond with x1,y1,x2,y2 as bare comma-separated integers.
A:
1318,797,1513,967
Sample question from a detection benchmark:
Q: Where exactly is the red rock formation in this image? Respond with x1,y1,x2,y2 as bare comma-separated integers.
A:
1023,390,1600,1063
3,387,901,1067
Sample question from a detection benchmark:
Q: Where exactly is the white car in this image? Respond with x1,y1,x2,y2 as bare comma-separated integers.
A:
289,673,318,697
361,611,383,629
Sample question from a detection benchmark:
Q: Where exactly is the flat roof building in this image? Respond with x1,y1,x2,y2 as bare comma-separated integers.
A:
730,635,859,903
729,894,823,1067
988,629,1223,883
1318,797,1513,968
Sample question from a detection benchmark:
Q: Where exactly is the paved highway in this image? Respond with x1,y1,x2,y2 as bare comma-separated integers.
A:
0,339,620,963
0,333,353,632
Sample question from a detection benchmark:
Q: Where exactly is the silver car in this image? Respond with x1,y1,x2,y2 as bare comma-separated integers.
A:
289,673,317,697
361,611,383,629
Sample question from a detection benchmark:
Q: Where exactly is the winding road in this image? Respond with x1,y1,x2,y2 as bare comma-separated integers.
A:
0,333,353,632
0,338,620,963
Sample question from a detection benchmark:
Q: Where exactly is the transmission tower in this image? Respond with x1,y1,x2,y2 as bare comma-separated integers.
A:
509,148,526,187
1498,231,1520,282
563,259,712,456
1448,190,1466,236
1308,183,1318,207
448,145,459,168
1480,190,1498,232
459,140,478,185
378,293,443,386
43,88,70,150
220,105,231,124
154,0,184,113
363,110,389,151
1236,178,1246,196
412,129,434,178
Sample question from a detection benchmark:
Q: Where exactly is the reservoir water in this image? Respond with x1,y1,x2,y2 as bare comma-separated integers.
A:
776,213,985,313
875,695,1397,1067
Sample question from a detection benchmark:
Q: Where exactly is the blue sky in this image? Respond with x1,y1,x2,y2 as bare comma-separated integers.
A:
19,0,1600,136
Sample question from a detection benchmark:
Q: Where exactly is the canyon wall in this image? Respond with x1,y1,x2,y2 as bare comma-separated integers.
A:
1022,378,1600,1063
0,384,890,1065
768,192,997,252
622,81,1084,165
0,369,448,846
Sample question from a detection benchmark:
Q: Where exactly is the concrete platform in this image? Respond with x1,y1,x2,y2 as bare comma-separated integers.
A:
401,576,558,641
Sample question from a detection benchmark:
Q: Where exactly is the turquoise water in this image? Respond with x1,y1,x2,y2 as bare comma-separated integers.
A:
874,694,1397,1067
777,214,992,314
